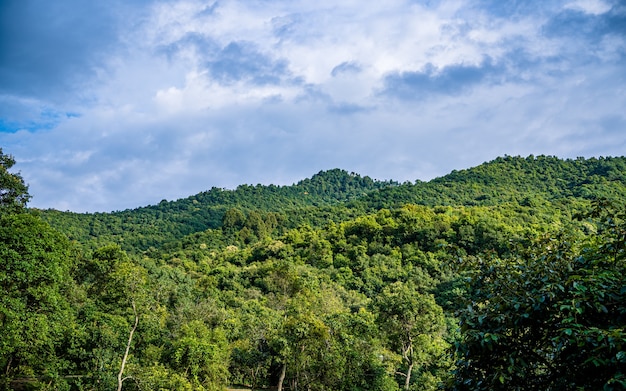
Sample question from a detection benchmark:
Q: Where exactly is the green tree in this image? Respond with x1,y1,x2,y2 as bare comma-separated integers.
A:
222,208,246,235
112,259,149,391
0,148,30,212
454,204,626,390
0,213,76,388
171,320,230,391
228,300,279,390
79,244,159,390
375,281,450,390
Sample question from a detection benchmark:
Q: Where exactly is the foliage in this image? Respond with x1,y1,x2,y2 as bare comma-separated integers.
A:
453,201,626,390
358,155,626,210
0,213,77,389
171,321,230,391
37,169,391,253
375,281,451,390
3,153,626,390
39,156,626,254
0,148,30,212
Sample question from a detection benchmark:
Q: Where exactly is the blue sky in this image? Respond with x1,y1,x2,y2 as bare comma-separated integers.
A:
1,0,625,212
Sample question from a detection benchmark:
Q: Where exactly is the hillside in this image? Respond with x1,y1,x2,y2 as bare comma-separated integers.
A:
37,156,626,252
355,155,626,209
3,151,626,390
37,169,394,251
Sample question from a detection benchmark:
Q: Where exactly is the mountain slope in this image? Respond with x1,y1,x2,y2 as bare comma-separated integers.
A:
355,155,626,209
37,169,393,251
37,156,626,252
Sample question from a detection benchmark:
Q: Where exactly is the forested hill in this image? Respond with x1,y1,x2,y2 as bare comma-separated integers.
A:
355,155,626,209
37,156,626,252
37,169,395,251
4,150,626,390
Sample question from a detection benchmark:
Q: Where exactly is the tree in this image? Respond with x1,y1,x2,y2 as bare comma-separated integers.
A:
228,300,279,390
222,208,246,235
0,148,30,211
278,295,330,391
374,281,450,390
171,320,230,391
112,260,148,391
0,213,76,388
80,244,156,390
454,203,626,390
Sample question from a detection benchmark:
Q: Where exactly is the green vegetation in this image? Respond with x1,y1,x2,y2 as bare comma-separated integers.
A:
2,151,626,390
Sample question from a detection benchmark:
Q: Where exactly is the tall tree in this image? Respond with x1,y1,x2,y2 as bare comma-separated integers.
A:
375,281,450,390
0,148,30,212
80,244,156,390
0,213,76,388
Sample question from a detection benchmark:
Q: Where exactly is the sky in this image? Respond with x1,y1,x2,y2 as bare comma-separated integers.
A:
1,0,625,212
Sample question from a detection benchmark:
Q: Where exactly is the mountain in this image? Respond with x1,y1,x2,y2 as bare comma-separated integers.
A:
36,169,394,251
36,156,626,252
7,154,626,390
354,155,626,209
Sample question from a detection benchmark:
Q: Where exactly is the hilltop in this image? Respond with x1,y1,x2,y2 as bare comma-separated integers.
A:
37,155,626,252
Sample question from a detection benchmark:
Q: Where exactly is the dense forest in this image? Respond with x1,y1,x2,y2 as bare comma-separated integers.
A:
1,148,625,390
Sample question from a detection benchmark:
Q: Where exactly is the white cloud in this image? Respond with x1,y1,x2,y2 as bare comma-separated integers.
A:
1,0,625,212
564,0,613,15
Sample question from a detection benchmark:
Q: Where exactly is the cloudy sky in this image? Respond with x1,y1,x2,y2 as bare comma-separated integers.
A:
1,0,625,212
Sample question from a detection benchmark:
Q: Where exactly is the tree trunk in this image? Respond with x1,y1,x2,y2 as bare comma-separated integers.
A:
117,300,139,391
277,362,287,391
402,340,414,390
404,361,414,390
5,356,12,376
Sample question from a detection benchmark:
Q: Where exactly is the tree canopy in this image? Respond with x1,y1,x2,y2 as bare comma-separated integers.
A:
0,148,30,211
2,153,626,390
